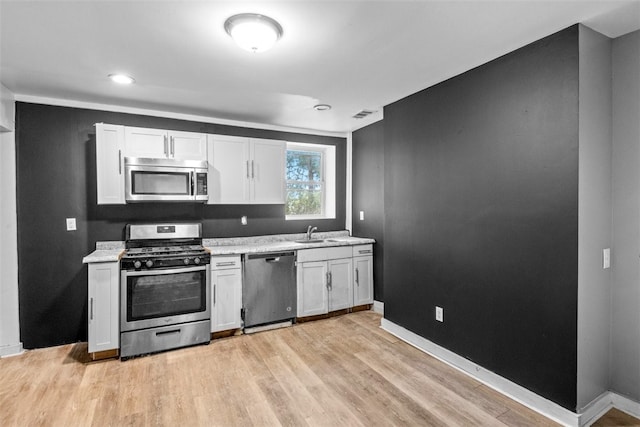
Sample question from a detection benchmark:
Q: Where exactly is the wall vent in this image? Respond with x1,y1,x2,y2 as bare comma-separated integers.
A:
352,109,376,119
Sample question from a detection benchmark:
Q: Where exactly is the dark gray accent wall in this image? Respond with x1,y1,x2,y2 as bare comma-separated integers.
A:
15,102,346,348
382,26,579,410
352,120,384,301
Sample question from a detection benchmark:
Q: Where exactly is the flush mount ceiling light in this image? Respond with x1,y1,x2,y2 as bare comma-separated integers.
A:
313,104,332,111
224,13,283,53
108,73,135,84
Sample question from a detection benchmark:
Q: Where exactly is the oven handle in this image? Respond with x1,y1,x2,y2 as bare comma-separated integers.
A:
121,265,207,276
190,171,194,196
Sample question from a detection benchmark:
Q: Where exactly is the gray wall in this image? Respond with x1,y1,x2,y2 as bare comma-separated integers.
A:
352,120,384,301
382,26,580,410
576,25,613,410
610,30,640,403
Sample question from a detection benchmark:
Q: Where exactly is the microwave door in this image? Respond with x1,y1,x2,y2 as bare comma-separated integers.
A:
126,167,194,202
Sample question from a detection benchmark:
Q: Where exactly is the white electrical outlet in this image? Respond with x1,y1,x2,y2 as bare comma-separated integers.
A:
66,218,76,231
603,248,610,269
359,211,365,221
241,216,248,225
435,306,444,322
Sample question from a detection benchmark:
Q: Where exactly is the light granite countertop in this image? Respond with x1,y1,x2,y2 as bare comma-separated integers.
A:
82,241,125,264
83,231,375,263
204,231,375,256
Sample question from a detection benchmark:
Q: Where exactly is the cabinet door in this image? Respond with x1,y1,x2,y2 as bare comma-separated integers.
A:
250,139,285,204
169,130,207,161
88,262,120,353
95,123,125,204
211,268,242,332
124,126,168,158
208,135,250,204
328,258,353,311
353,255,374,306
297,261,328,317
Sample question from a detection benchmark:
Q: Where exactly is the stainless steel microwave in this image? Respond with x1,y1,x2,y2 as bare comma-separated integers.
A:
124,157,208,202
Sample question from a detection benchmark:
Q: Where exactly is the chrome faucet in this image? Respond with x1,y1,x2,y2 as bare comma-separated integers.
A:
306,225,318,240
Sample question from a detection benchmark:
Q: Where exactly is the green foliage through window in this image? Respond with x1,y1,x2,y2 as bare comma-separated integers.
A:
286,150,323,216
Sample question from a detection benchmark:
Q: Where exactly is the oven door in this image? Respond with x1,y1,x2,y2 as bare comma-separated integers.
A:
120,265,210,332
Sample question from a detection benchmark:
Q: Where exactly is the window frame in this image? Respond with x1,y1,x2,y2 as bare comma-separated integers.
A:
285,142,336,221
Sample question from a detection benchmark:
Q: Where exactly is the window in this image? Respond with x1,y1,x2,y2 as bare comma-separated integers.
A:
285,142,335,220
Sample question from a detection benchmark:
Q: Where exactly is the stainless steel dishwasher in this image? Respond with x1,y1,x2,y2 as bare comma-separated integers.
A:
242,251,296,329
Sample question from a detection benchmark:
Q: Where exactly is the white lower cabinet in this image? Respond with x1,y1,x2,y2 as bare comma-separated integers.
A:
297,261,329,317
297,246,353,318
211,256,242,332
327,258,353,311
353,245,374,306
87,261,120,353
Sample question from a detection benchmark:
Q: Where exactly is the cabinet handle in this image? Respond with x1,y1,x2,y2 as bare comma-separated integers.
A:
327,271,332,289
213,284,216,305
355,268,359,286
90,297,94,320
118,150,122,175
246,161,250,178
170,137,175,157
190,171,195,196
251,160,255,178
215,261,236,267
164,135,168,156
358,250,372,255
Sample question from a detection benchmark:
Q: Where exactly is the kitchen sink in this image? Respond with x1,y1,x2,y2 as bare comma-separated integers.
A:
294,239,327,244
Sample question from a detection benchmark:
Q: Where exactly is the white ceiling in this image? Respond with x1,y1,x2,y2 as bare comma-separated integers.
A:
1,1,639,135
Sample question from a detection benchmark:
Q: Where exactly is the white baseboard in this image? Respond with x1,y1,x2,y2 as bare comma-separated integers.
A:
579,391,640,426
612,393,640,420
0,342,24,358
381,318,580,427
372,300,384,314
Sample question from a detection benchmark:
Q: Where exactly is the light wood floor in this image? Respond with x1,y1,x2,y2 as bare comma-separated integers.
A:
1,311,638,426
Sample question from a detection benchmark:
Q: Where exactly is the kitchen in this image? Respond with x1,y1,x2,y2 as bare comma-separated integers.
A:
1,1,640,426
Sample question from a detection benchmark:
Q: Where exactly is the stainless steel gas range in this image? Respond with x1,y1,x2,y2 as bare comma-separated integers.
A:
120,223,211,359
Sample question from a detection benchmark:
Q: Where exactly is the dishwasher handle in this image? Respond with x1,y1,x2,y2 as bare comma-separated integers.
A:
246,251,295,261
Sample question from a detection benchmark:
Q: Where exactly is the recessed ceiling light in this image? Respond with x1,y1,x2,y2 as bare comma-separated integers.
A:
109,74,135,85
224,13,283,53
313,104,332,111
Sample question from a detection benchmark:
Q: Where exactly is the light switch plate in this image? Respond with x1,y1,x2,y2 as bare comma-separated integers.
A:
359,211,364,221
66,218,76,231
603,248,610,269
241,216,248,225
435,306,444,322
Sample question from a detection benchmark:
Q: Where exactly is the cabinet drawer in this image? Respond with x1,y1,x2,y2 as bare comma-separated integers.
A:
298,246,352,263
211,256,241,270
353,244,373,257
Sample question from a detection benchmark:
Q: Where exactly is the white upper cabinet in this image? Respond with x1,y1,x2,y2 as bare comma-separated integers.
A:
251,139,286,204
208,135,285,204
169,130,208,161
95,123,125,205
124,126,207,161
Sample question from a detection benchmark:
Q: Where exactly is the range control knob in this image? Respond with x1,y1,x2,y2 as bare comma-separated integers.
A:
145,260,153,268
193,257,201,265
183,258,190,265
133,260,142,269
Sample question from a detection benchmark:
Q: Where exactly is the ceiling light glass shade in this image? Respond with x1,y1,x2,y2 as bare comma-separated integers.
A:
109,74,135,84
313,104,332,111
224,13,283,53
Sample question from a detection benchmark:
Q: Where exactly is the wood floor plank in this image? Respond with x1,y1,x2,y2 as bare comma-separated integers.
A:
1,311,633,427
